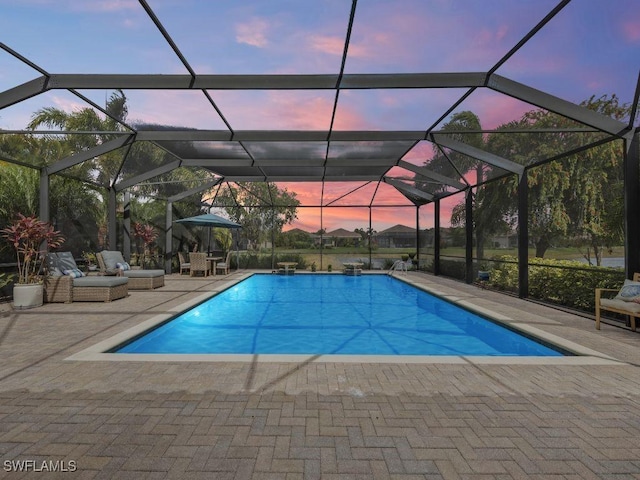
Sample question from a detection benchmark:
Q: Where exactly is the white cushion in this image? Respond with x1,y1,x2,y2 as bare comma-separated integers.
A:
601,298,640,313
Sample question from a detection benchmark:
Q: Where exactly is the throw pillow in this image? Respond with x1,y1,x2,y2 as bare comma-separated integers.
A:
63,268,86,278
116,262,131,271
615,279,640,302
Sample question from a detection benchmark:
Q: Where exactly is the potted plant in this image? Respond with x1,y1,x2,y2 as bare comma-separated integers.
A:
82,251,98,272
0,214,65,309
133,222,158,269
477,262,491,282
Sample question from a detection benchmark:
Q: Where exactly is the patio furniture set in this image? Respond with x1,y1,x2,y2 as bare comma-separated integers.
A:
179,251,231,277
43,250,165,304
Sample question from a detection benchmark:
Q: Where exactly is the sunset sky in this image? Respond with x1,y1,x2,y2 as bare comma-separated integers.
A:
1,0,638,231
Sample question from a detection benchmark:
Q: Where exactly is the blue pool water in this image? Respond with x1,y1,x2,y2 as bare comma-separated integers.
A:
116,274,564,356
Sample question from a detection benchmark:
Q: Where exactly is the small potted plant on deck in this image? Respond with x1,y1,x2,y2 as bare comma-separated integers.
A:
82,251,98,272
0,214,65,309
477,262,491,282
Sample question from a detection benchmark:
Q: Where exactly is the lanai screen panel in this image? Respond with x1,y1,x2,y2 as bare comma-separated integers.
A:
0,0,634,215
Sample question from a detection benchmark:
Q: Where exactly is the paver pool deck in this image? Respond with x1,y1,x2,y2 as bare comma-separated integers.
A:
1,271,640,479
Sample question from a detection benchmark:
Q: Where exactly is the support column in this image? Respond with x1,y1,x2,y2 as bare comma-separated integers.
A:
518,171,529,298
368,207,372,270
38,169,51,255
625,132,640,278
107,188,117,250
434,199,440,276
319,205,324,271
415,206,420,267
39,169,50,223
123,191,131,261
465,188,473,284
165,201,173,273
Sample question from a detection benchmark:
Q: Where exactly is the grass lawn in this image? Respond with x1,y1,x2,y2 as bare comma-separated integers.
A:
273,245,625,271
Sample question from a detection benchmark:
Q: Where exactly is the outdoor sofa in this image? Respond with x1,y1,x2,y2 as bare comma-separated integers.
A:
97,251,165,290
595,272,640,331
44,252,129,303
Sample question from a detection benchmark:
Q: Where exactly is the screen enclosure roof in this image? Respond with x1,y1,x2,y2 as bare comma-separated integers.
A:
0,0,637,208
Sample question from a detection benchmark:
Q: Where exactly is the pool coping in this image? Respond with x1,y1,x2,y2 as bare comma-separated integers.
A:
66,272,624,366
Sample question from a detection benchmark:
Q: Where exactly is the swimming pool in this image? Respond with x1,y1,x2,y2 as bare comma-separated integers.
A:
115,274,565,356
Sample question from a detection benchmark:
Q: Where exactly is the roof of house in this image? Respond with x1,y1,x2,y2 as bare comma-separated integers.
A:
325,228,361,238
378,224,416,235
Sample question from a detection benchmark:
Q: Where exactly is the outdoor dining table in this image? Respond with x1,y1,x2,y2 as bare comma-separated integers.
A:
277,262,297,274
343,262,363,276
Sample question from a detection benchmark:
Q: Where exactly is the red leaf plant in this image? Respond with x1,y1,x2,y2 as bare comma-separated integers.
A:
132,222,158,250
132,223,158,268
1,214,65,284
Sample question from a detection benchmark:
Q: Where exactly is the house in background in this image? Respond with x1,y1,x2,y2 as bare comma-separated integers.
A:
376,224,417,249
316,228,363,247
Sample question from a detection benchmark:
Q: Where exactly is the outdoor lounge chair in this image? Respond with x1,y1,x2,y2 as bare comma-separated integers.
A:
189,252,210,277
97,251,165,290
595,272,640,331
178,252,190,275
215,251,232,275
44,252,129,303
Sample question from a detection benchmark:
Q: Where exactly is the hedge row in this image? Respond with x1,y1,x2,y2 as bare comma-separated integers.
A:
487,255,625,311
231,252,308,270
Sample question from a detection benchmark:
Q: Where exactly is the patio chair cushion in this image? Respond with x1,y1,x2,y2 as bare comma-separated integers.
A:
600,297,640,314
45,253,63,277
100,250,126,271
72,276,129,288
615,279,640,302
57,251,80,272
45,252,80,277
123,269,165,279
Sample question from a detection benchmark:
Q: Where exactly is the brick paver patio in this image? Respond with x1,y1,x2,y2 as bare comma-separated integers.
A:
1,271,640,479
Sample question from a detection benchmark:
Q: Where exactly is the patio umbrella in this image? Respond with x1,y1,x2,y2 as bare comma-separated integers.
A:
174,213,241,229
174,213,242,267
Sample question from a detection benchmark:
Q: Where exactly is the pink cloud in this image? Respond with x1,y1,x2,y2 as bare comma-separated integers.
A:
235,18,270,48
455,90,534,130
209,90,341,130
622,20,640,41
309,35,345,56
266,93,334,130
277,182,322,205
402,141,434,163
127,90,228,129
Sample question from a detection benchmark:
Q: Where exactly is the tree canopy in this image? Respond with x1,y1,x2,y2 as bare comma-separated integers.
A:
213,182,300,251
442,95,629,264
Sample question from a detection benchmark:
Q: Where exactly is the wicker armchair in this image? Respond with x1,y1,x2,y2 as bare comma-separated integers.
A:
215,251,232,275
178,252,191,275
189,252,210,277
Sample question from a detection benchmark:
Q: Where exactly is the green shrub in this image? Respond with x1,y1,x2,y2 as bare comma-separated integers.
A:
233,252,308,270
486,255,624,312
439,258,466,280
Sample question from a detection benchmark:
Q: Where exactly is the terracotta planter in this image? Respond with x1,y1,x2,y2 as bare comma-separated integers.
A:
13,283,44,309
